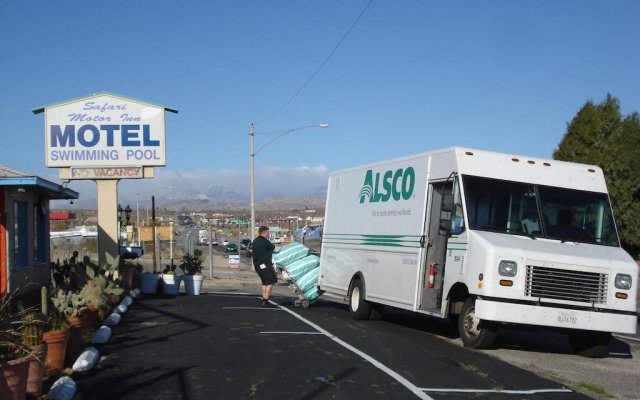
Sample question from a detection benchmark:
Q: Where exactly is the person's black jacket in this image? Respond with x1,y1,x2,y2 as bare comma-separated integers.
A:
252,236,275,267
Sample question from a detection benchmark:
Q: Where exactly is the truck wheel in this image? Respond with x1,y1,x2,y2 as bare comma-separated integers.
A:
458,297,496,349
349,279,372,320
569,331,611,358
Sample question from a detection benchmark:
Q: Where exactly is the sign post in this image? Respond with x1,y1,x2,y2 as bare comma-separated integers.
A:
33,93,177,266
228,254,240,270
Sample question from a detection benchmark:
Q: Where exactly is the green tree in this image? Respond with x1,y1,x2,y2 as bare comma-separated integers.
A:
554,94,640,257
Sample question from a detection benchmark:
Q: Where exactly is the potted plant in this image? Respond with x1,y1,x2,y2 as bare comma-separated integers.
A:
161,263,182,295
140,271,162,294
43,287,71,376
119,260,142,290
179,253,205,296
0,292,35,400
64,291,88,364
19,310,48,397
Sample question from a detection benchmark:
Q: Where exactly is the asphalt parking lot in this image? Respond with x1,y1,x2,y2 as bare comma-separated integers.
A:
72,291,597,400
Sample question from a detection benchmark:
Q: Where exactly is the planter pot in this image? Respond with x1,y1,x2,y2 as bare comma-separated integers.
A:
161,274,183,295
42,328,70,376
66,317,84,364
0,352,33,400
140,273,161,294
183,274,205,295
26,343,47,397
120,268,135,290
81,306,101,342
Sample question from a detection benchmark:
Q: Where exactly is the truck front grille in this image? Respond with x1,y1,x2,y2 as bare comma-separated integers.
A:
524,265,608,305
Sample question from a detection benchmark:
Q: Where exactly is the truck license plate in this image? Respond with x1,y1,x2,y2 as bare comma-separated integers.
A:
556,310,578,325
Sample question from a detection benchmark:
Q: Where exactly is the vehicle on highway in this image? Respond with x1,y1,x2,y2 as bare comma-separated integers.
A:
198,229,210,245
225,243,238,253
120,245,143,259
240,238,251,250
318,146,638,358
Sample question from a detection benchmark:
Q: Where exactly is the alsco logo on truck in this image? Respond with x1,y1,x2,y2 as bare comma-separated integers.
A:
359,167,415,203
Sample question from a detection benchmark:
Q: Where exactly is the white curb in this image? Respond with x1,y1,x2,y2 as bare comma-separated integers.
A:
46,376,76,400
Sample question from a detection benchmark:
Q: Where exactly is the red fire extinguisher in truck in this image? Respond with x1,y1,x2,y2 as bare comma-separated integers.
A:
428,263,438,288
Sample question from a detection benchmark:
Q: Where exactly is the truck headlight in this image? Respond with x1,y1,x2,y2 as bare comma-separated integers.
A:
615,274,632,290
498,260,517,277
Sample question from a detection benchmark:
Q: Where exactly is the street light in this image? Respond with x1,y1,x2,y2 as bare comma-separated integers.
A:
250,123,329,239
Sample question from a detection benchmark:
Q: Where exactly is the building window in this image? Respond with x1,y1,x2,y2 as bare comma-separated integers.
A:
14,200,28,269
34,201,47,263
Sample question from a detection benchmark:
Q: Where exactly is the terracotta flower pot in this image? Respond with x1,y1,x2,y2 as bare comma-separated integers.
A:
81,305,101,341
120,268,135,290
0,352,33,400
26,343,47,397
66,316,85,364
42,328,70,376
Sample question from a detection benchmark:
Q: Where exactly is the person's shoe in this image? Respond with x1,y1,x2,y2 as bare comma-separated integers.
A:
261,299,269,307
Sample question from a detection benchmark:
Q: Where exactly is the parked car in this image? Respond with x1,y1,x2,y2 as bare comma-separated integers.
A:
222,238,229,247
245,243,252,258
226,243,238,253
240,238,251,250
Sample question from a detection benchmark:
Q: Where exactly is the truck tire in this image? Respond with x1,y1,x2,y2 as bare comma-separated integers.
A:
458,297,496,349
349,279,372,320
569,331,611,358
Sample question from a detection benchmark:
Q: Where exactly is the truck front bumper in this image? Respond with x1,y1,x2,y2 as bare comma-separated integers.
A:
476,298,637,334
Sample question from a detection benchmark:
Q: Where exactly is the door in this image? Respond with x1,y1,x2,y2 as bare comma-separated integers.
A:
419,181,452,311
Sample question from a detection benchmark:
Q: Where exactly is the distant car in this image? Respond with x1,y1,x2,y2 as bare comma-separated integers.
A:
212,238,218,246
226,243,238,253
240,238,251,250
245,243,252,258
222,238,229,247
120,245,143,259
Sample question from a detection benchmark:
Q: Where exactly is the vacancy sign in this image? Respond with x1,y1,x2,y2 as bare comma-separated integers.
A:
41,93,167,168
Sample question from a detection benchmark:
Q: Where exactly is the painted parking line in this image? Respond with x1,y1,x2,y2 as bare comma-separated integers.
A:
614,334,640,343
420,388,572,395
222,307,283,310
220,294,576,399
260,331,325,335
273,301,435,400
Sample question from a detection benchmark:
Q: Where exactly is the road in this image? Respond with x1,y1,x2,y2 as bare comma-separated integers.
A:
130,241,640,399
74,292,594,400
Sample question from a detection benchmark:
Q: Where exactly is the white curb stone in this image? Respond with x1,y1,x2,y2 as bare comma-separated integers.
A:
115,303,128,314
72,346,100,373
104,312,121,326
91,326,112,344
46,376,76,400
122,295,133,306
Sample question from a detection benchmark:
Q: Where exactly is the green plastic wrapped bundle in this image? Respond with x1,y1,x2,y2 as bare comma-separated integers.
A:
304,286,323,301
285,255,320,281
273,242,309,267
295,267,320,292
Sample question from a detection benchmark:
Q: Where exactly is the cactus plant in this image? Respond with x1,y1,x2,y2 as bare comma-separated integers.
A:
19,312,46,348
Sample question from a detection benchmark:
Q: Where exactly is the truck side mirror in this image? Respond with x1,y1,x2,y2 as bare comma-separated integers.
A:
441,193,454,213
439,219,452,236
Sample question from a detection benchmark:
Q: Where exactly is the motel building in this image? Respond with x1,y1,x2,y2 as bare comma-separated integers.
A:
0,165,78,300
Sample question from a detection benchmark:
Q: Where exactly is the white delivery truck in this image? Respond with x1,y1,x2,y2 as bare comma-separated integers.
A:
318,147,637,357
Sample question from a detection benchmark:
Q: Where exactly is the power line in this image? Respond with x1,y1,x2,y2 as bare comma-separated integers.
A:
257,0,374,124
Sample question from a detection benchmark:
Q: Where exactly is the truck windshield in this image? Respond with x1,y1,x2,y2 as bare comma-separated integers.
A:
462,175,619,246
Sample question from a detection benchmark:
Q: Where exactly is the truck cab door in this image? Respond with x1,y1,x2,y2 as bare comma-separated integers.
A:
419,181,453,311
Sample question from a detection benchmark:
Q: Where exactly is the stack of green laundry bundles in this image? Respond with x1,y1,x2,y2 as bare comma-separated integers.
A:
272,242,324,302
273,242,309,269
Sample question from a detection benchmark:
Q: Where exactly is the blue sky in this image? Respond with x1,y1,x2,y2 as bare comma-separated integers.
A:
1,1,639,206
